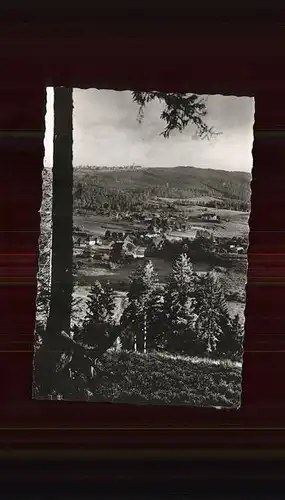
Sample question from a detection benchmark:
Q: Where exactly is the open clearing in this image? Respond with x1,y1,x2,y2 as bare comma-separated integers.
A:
156,196,223,204
75,257,212,288
87,350,242,407
74,214,144,236
74,206,249,240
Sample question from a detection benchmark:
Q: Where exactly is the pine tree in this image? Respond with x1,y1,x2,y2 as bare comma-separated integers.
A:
120,260,161,352
163,253,196,355
110,242,124,263
146,284,166,352
81,280,116,348
103,281,116,322
193,271,231,357
120,300,138,351
84,281,108,326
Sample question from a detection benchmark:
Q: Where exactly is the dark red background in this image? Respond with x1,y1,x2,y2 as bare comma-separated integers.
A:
0,6,285,476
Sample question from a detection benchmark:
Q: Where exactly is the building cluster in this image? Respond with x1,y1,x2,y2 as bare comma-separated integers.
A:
73,207,246,268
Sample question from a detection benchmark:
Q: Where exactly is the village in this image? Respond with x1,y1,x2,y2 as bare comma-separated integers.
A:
73,199,248,287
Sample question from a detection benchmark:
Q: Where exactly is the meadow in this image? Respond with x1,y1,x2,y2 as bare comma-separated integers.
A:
87,350,242,408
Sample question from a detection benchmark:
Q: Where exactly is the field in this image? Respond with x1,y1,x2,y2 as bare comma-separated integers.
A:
76,256,212,285
88,350,242,408
168,203,249,238
157,195,222,204
73,214,145,236
74,204,250,241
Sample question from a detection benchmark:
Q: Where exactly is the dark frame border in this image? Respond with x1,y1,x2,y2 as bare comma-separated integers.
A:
1,7,285,475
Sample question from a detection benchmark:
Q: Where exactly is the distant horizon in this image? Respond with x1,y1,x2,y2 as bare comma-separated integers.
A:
43,163,251,176
72,164,251,175
44,88,254,173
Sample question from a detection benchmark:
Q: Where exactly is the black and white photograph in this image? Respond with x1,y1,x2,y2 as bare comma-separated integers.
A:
33,87,254,407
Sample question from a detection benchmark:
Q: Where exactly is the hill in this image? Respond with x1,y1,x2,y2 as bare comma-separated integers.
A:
73,166,251,206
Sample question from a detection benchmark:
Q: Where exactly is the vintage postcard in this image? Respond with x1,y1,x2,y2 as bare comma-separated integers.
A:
33,87,254,407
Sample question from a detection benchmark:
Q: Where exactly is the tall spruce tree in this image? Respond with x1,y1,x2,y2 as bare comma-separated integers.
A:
120,260,161,352
84,281,108,326
81,280,116,349
163,253,196,355
146,284,166,352
193,271,231,357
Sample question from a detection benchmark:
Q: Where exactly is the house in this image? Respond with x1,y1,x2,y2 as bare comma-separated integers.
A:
124,242,136,254
133,246,146,259
125,245,146,259
148,236,165,251
74,232,88,241
95,236,102,245
185,229,198,241
87,235,97,246
73,235,81,245
101,253,110,261
122,235,136,250
144,217,153,224
78,238,88,248
201,213,221,222
153,235,165,247
227,245,244,254
116,231,126,242
237,246,245,254
196,228,213,240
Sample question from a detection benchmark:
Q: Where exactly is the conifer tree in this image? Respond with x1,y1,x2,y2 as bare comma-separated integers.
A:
163,253,196,355
193,271,231,357
103,281,116,321
120,260,161,352
146,284,166,352
81,280,116,348
84,281,108,326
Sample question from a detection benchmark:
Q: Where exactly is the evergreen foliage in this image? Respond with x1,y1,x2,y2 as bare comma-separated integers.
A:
163,254,197,354
120,260,161,352
80,280,116,349
193,271,231,356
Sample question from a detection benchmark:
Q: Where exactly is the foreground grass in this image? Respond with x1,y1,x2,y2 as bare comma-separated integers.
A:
88,350,242,408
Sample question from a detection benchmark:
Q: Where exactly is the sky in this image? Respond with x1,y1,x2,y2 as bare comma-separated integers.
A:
44,87,254,172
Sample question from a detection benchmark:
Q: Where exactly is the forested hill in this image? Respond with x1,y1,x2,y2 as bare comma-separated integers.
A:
73,166,251,207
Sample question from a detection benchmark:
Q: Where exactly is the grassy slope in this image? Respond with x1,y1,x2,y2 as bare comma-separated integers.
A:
90,350,242,408
74,166,251,203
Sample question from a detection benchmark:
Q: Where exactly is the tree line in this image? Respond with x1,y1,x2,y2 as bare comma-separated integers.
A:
147,233,247,271
196,199,249,211
75,254,243,363
73,175,249,215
